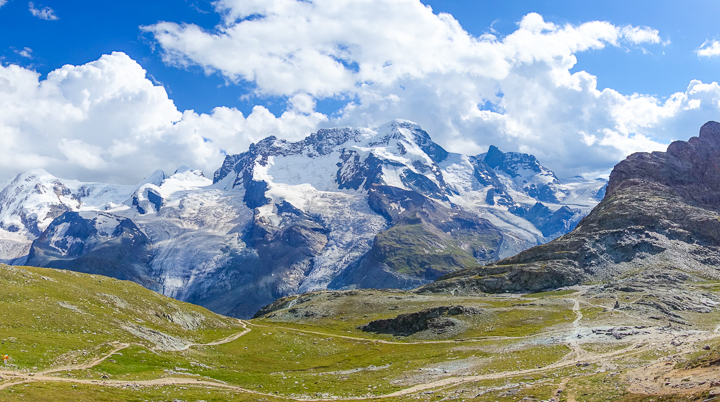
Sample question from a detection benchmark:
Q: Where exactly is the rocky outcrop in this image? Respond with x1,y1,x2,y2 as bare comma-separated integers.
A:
423,121,720,294
359,305,482,336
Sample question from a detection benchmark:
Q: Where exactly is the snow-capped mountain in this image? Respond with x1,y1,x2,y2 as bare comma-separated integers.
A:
0,120,606,317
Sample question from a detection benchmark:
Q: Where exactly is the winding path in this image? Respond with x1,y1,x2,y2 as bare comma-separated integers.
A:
175,319,250,351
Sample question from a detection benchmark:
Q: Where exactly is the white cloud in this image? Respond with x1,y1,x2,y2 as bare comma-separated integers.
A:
15,47,33,59
620,26,662,45
0,1,7,9
140,3,697,177
144,0,720,174
2,4,718,184
29,2,58,20
58,139,107,170
144,5,662,99
0,52,326,183
697,40,720,57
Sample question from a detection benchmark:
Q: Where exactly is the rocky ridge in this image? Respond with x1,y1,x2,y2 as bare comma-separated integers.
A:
423,121,720,316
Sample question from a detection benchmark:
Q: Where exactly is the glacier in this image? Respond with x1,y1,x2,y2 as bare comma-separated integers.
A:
0,120,606,317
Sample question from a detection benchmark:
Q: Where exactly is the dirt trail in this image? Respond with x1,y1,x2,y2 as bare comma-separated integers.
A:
176,319,250,351
2,331,716,401
203,320,251,346
3,374,292,400
567,298,587,360
380,339,658,398
39,343,131,375
0,320,252,392
0,303,646,400
556,377,576,402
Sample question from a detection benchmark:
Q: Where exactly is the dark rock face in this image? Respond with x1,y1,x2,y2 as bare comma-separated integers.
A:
359,305,481,336
424,121,720,294
422,261,585,295
214,121,453,201
146,190,164,213
482,145,565,204
26,212,157,290
336,152,386,191
213,127,366,190
131,187,164,215
243,180,271,209
607,121,720,209
484,188,514,207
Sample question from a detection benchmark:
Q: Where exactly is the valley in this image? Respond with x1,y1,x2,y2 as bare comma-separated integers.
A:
2,1,720,400
1,265,719,401
2,121,720,401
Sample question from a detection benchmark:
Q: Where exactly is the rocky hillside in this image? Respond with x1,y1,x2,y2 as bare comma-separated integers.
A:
425,121,720,299
0,121,605,318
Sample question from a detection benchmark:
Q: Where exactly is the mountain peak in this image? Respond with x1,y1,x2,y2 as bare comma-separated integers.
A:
377,119,421,132
483,145,505,168
609,120,720,205
17,168,56,181
139,169,167,187
174,165,192,174
699,120,720,139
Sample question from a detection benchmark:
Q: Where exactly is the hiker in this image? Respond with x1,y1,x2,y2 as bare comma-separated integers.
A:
2,355,8,366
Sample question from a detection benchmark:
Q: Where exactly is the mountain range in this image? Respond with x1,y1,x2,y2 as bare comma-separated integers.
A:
0,120,606,317
422,121,720,324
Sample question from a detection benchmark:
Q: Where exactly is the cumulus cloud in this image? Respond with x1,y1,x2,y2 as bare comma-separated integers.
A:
29,2,58,20
697,40,720,57
143,2,718,177
2,3,719,184
145,5,653,99
0,52,326,183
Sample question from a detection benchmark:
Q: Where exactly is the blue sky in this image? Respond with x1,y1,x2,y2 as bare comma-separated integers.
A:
1,0,720,183
3,0,719,114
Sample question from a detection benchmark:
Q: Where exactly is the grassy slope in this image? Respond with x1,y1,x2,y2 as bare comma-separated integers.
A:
0,265,242,370
1,265,720,401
